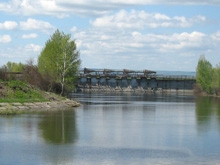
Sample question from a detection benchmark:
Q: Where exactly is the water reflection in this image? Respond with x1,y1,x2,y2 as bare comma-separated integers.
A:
38,109,78,144
196,96,220,133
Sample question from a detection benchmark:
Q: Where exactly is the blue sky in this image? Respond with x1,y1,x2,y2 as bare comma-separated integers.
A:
0,0,220,71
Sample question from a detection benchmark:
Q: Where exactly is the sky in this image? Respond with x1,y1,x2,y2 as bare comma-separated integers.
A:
0,0,220,72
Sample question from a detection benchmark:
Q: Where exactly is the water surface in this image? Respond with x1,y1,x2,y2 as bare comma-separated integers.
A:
0,93,220,165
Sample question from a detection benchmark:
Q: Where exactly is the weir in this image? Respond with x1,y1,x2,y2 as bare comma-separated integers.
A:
76,68,196,93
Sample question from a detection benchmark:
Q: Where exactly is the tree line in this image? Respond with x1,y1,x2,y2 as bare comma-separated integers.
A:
196,55,220,95
0,30,81,95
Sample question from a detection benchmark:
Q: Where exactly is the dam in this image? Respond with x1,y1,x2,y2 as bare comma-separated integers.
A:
76,68,196,93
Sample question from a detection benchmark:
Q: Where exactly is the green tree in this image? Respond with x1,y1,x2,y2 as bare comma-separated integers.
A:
4,61,24,72
211,64,220,95
38,29,81,95
196,55,213,94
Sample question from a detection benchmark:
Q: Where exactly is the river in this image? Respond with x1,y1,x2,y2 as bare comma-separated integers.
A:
0,92,220,165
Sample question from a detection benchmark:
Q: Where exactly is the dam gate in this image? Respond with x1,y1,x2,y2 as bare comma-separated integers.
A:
76,68,196,93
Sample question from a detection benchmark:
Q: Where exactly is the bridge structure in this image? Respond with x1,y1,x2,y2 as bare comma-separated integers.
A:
76,68,196,93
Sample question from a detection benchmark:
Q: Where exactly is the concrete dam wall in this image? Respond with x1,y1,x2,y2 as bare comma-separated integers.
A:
76,68,196,93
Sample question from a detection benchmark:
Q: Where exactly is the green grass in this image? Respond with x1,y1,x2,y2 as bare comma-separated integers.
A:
0,80,49,103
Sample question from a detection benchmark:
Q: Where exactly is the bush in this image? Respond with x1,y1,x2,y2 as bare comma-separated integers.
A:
22,60,50,91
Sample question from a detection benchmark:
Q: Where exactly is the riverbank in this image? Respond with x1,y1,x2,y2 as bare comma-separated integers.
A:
0,80,80,115
0,99,80,115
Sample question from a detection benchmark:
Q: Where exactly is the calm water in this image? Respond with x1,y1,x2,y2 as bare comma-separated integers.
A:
1,93,220,165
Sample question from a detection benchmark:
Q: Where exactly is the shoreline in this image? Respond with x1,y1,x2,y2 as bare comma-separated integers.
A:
0,99,81,115
78,87,194,95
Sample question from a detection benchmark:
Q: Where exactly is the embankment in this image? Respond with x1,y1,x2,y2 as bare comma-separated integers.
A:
0,99,80,115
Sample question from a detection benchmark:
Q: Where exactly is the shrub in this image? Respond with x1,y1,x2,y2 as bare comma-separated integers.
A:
22,59,50,91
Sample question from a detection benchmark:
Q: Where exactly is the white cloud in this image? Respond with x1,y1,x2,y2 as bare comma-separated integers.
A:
0,19,55,33
0,35,12,43
0,21,18,30
0,1,219,71
91,10,206,29
22,33,38,39
73,23,215,71
0,44,42,66
70,26,77,32
158,31,206,51
75,29,207,55
0,0,68,17
211,31,220,41
20,18,56,33
71,9,208,70
25,44,42,52
0,0,218,17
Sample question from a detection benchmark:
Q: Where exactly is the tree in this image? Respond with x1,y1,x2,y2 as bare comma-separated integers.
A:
196,55,213,94
211,64,220,95
38,30,81,95
4,61,24,72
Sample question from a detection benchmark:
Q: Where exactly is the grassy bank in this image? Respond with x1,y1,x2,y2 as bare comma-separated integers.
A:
0,80,80,115
0,80,49,103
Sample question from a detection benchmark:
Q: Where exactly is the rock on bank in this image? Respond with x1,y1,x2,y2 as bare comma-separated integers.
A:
0,99,80,114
